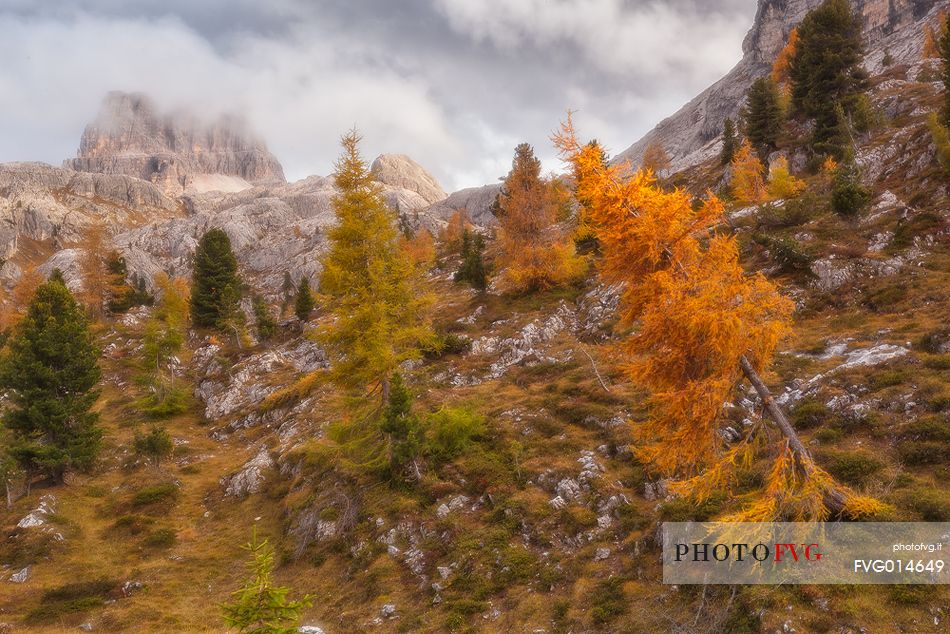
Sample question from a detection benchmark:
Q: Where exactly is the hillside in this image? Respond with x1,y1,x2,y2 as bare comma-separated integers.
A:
617,0,950,172
2,1,950,633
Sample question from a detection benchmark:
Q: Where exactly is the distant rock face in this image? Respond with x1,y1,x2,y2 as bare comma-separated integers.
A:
616,0,948,171
421,183,502,230
114,171,444,297
64,92,285,195
371,154,447,206
0,161,180,284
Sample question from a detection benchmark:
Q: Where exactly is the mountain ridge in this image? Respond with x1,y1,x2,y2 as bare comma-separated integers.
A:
615,0,949,171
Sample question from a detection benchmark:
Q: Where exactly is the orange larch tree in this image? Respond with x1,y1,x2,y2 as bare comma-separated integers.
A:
79,222,109,319
771,27,799,87
554,114,883,520
495,143,584,293
731,140,769,206
440,208,471,255
0,267,44,334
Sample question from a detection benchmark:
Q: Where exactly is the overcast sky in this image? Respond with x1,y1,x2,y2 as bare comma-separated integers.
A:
0,0,757,191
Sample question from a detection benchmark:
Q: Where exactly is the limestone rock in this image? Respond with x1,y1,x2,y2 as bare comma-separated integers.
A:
65,92,285,195
113,171,440,297
16,495,57,529
9,567,29,583
371,154,446,206
221,448,275,498
0,162,179,272
421,183,502,229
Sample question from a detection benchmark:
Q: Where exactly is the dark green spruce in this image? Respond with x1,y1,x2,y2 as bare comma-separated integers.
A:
742,77,783,159
454,229,488,290
190,228,241,329
789,0,868,157
294,277,315,322
1,279,102,482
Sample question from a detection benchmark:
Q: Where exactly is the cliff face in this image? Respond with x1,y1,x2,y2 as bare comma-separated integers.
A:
615,0,948,171
64,92,285,195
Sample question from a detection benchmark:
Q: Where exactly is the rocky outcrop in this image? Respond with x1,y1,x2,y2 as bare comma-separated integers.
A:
65,92,285,195
616,0,949,172
371,154,446,206
0,162,180,279
114,170,440,295
421,183,502,230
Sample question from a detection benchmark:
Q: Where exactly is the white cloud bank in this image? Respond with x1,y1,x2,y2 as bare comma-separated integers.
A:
0,1,756,190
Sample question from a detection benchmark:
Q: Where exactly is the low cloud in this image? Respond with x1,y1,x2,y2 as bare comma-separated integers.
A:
0,0,756,190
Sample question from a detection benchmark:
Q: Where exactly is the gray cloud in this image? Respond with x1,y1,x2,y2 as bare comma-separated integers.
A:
0,0,756,190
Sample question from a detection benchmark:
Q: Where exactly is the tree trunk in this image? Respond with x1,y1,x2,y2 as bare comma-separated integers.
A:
739,355,846,515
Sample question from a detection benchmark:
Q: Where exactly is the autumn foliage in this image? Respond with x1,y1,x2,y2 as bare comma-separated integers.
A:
319,130,435,404
495,143,584,293
730,140,769,206
767,156,806,199
79,222,109,319
555,114,883,520
771,27,799,87
0,267,43,334
440,208,471,255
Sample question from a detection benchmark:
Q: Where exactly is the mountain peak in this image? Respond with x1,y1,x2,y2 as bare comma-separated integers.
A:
64,91,285,195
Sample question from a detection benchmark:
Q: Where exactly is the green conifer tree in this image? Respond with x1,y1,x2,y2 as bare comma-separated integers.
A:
222,533,311,634
742,77,783,159
831,149,870,217
454,229,488,290
133,426,173,467
294,278,315,322
318,130,435,405
0,279,102,482
280,271,295,317
720,118,738,166
789,0,868,157
139,274,189,418
380,373,423,481
253,296,278,340
190,228,241,330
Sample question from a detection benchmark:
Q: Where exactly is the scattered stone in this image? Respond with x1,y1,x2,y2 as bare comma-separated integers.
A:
380,603,397,619
9,567,29,583
221,448,275,498
457,305,485,325
811,257,854,292
17,495,56,528
436,495,470,519
595,547,611,561
868,232,893,253
121,581,144,597
470,301,577,379
555,478,582,503
644,481,669,501
838,344,909,370
299,626,325,634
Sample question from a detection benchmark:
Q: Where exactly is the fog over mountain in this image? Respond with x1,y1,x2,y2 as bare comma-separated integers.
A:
0,0,755,189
